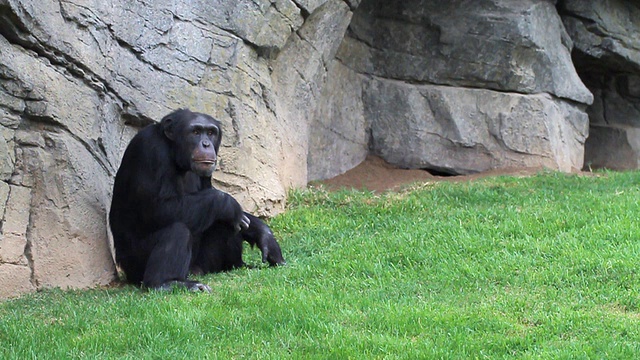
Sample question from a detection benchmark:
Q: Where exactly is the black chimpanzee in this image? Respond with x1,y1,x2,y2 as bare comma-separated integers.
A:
109,108,284,292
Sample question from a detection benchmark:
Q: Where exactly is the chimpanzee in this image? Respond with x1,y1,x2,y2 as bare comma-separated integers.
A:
109,108,284,292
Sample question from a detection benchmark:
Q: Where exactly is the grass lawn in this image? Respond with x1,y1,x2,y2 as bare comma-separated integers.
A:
1,171,640,358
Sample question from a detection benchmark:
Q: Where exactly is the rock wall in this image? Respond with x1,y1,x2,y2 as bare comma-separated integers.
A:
309,0,594,178
559,0,640,170
1,0,639,297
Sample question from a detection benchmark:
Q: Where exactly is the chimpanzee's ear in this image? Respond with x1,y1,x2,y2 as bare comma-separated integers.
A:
160,114,175,141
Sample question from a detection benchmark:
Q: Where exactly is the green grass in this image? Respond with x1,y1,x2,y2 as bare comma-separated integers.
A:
2,170,640,358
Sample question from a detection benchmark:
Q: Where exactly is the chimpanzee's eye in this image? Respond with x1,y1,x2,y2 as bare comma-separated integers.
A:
207,130,214,136
193,129,201,135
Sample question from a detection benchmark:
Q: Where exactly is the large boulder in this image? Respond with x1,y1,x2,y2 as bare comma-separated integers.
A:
365,79,589,174
560,0,640,169
560,0,640,72
340,0,592,103
0,33,119,296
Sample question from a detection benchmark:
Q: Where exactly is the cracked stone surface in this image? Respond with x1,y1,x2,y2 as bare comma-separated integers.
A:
1,0,639,297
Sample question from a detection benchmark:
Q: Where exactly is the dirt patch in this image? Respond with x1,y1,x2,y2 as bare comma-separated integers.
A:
315,156,548,192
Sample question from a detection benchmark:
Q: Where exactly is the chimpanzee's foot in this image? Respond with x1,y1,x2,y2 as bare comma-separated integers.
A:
152,280,212,293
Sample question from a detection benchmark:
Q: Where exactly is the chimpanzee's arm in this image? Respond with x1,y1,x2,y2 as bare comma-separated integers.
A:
151,188,246,235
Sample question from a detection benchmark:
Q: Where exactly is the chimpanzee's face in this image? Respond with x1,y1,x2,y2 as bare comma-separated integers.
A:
162,110,222,177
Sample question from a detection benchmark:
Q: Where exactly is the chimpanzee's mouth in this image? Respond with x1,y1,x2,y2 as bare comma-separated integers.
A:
192,159,217,175
193,159,216,165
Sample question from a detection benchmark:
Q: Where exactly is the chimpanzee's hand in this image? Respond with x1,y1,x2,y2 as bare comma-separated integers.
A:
240,213,285,266
227,195,250,233
236,213,250,233
257,229,285,266
212,189,251,233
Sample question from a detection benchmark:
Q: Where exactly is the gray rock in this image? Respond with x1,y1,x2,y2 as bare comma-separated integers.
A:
339,0,593,104
561,0,640,169
24,132,115,289
584,125,640,171
308,61,367,181
292,0,330,15
272,0,353,186
1,185,30,266
0,126,14,180
365,78,588,174
0,263,35,299
561,0,640,72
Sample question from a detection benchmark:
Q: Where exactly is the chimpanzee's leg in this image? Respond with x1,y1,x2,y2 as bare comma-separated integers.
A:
192,223,244,274
118,255,146,285
143,222,211,292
